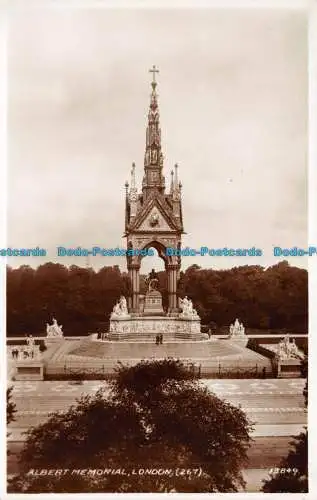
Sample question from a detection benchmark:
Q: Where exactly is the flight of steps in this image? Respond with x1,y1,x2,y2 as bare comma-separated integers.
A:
69,339,239,359
44,338,272,376
108,332,208,341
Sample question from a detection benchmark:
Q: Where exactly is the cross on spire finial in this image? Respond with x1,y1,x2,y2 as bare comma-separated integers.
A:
149,65,159,84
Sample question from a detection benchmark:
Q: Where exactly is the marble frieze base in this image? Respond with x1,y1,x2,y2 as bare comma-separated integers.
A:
108,315,205,340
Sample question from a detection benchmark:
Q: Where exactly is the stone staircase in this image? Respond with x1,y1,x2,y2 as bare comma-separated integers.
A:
44,338,272,377
69,339,239,359
108,331,208,341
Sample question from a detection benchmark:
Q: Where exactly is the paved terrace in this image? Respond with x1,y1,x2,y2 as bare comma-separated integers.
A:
8,378,306,438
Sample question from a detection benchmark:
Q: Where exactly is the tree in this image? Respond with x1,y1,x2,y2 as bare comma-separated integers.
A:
303,380,308,409
300,355,308,409
299,342,308,409
7,386,17,426
9,360,253,493
261,429,308,493
7,386,17,456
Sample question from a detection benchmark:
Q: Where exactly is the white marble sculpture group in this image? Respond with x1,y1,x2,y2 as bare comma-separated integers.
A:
110,296,130,319
229,318,246,337
277,335,302,360
46,318,64,337
179,296,199,319
109,294,201,336
111,294,199,320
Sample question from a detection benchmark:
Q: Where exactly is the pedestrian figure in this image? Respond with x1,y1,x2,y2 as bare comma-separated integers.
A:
155,335,159,345
160,334,163,344
262,367,266,379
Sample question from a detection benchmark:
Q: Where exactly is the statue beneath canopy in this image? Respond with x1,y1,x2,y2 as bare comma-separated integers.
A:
145,268,160,292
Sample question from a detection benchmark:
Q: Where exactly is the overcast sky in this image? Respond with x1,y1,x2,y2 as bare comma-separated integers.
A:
7,7,307,273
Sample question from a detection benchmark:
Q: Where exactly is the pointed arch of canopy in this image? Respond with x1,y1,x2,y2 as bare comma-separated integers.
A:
137,239,172,266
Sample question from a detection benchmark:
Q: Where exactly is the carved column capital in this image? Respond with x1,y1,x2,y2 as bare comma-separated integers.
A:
166,263,179,271
127,264,141,271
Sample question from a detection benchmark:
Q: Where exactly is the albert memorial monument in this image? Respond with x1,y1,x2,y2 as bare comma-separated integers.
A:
108,65,204,341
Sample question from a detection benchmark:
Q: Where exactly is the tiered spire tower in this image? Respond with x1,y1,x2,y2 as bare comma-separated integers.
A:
125,66,183,234
124,67,184,314
142,65,165,198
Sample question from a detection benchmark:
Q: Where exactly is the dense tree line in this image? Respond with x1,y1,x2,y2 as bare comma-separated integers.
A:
7,264,130,335
7,260,307,336
178,261,308,331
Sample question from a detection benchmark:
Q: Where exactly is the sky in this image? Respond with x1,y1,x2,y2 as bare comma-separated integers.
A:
7,7,307,273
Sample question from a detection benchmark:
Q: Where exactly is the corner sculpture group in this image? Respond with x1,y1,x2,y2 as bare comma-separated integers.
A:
229,318,246,337
179,296,200,319
46,318,64,337
110,296,129,319
277,335,303,360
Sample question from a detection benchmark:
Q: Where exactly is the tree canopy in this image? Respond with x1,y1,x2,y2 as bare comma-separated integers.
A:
9,360,253,493
7,386,17,455
300,353,308,409
7,260,307,335
7,264,130,335
7,386,17,426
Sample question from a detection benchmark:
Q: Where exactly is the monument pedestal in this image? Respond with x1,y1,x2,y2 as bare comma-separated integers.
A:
143,290,164,316
108,315,204,341
15,361,44,381
108,293,204,341
277,358,302,378
228,336,248,348
45,337,65,348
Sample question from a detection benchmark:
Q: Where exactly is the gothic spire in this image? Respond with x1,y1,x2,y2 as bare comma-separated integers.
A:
131,162,136,189
174,163,178,185
170,169,174,194
142,65,165,198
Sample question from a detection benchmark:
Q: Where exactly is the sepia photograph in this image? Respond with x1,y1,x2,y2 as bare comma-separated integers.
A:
5,3,310,494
